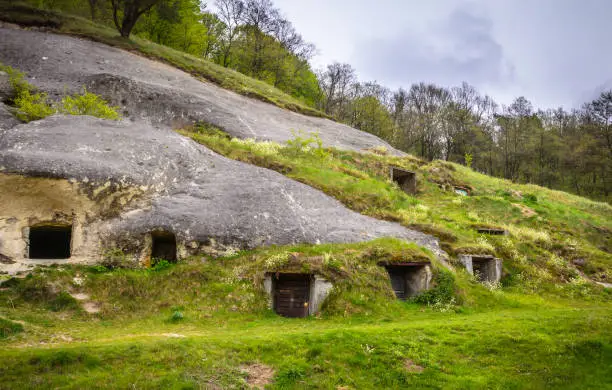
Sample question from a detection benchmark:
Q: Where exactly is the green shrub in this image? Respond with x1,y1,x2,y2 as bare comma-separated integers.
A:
88,265,110,273
13,90,55,122
48,291,80,312
169,310,184,322
59,89,120,120
523,193,538,203
1,63,120,122
0,317,24,339
412,270,457,306
16,274,54,301
150,258,173,271
286,130,328,159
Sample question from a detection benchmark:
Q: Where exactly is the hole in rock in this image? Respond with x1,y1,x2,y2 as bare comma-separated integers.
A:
151,231,177,262
29,225,72,259
384,263,430,300
472,256,497,282
390,167,417,194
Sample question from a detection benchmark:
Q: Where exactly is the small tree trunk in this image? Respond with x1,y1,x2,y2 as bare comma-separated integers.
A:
88,0,97,21
120,13,138,38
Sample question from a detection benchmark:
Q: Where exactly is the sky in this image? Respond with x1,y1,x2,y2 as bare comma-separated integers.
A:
272,0,612,110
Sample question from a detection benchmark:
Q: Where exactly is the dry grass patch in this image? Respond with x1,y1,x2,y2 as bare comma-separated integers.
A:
241,363,275,389
404,359,424,373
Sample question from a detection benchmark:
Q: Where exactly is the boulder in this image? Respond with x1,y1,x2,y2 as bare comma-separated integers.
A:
0,116,443,272
0,27,402,155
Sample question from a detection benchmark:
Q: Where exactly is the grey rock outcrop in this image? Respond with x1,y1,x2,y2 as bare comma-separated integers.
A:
0,70,13,101
0,103,20,129
0,27,401,155
0,116,443,272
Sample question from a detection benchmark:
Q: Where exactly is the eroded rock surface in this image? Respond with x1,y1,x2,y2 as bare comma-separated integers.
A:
0,27,400,154
0,116,442,273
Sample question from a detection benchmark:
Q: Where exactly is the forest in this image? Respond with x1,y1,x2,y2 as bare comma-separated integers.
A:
22,0,612,202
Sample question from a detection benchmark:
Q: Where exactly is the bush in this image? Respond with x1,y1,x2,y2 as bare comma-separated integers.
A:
13,90,55,121
169,310,184,322
0,318,24,339
16,274,54,301
1,63,120,122
413,270,457,306
48,291,80,312
59,89,120,120
285,130,328,159
150,258,173,271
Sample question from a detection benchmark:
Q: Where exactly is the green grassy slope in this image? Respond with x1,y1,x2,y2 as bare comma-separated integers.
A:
183,126,612,290
0,2,325,118
0,247,610,389
1,127,610,388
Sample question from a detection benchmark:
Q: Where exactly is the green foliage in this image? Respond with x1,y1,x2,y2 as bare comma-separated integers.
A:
48,291,80,312
59,89,121,119
0,318,24,339
150,258,173,272
88,265,110,273
0,2,324,117
101,248,134,269
412,270,457,306
169,310,184,322
286,130,328,159
1,62,121,122
13,90,56,122
464,152,473,168
184,128,611,288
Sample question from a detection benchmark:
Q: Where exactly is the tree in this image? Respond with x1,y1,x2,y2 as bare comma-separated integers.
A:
215,0,244,67
110,0,162,37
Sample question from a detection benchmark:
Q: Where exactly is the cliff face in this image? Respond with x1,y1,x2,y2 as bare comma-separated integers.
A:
0,27,401,154
0,116,442,273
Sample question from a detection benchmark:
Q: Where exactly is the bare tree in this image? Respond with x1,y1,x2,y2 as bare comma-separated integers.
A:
215,0,244,67
318,62,356,116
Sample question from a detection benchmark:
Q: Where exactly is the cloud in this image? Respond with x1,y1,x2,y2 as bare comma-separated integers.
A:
353,4,514,91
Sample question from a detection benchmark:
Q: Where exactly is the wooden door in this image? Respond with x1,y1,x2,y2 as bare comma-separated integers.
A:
387,269,407,300
274,274,310,318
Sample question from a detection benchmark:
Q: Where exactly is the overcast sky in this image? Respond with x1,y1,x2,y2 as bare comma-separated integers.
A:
272,0,611,110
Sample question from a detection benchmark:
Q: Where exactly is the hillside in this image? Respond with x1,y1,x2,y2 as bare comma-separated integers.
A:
0,6,611,389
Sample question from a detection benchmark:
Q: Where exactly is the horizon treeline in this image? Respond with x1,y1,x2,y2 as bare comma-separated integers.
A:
27,0,612,202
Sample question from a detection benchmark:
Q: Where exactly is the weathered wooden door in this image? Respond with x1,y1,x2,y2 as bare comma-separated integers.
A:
387,269,407,300
274,274,310,318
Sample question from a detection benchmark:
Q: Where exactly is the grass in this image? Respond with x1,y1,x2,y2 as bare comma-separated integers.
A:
0,1,326,118
182,125,612,292
0,247,610,389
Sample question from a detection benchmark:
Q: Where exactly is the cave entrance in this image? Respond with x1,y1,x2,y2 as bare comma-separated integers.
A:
28,224,72,259
273,273,311,318
390,167,417,194
151,231,177,262
472,256,496,282
384,263,431,300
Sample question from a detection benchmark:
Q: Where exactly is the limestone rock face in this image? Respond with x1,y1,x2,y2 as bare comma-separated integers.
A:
0,103,20,129
0,70,13,101
0,27,401,155
0,116,443,273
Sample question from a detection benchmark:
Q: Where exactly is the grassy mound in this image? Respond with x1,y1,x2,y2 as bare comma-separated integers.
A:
182,126,612,294
0,244,610,388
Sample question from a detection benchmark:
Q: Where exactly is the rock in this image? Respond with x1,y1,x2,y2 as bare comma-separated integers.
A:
0,27,401,155
0,71,13,101
0,103,20,129
0,253,14,264
0,116,445,273
571,258,587,267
